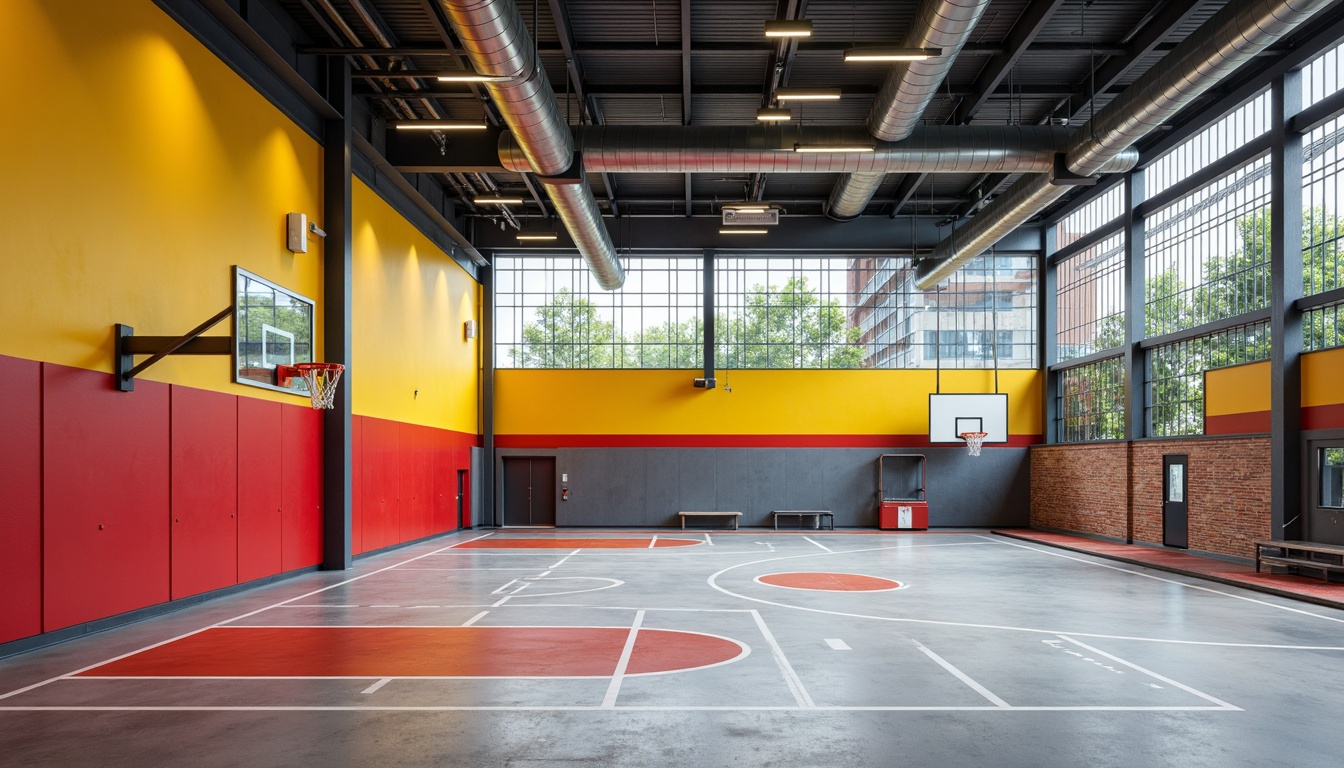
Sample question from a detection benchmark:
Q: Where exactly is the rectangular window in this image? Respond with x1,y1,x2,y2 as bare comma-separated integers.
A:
1056,231,1125,361
494,256,704,369
1322,447,1344,509
1304,39,1344,107
1146,321,1271,437
1305,300,1344,351
1056,356,1125,443
1055,183,1124,251
1302,115,1344,298
1147,92,1271,197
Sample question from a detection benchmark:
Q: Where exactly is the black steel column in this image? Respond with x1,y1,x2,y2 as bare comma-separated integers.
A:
1271,71,1304,540
1124,169,1147,441
481,262,497,527
703,250,715,386
322,58,353,570
1041,228,1058,443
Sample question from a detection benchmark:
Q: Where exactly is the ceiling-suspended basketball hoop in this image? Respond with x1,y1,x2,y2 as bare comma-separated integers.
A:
959,431,988,457
282,362,344,409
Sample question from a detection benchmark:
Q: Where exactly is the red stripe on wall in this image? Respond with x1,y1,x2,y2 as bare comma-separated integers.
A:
494,433,1044,449
1204,410,1271,436
1304,403,1344,431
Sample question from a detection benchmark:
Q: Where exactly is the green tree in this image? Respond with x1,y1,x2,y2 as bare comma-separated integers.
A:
717,276,864,368
621,317,704,368
511,288,619,368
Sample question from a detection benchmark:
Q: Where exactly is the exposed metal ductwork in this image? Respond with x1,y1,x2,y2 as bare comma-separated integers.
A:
826,0,991,221
915,0,1334,291
500,125,1139,175
439,0,625,289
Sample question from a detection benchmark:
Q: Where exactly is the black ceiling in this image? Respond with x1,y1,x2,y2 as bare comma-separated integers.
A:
272,0,1318,229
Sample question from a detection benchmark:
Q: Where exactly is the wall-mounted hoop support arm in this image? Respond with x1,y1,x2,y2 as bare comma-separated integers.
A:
115,306,235,392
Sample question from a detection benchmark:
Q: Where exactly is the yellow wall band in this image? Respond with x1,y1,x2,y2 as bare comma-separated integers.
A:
1204,361,1271,417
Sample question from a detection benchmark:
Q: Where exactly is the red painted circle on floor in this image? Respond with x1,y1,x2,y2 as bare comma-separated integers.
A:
755,572,904,592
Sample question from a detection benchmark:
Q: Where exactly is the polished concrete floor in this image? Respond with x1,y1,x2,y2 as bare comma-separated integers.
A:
2,529,1342,767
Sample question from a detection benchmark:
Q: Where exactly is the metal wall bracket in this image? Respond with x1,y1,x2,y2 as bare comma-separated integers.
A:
114,306,235,392
1050,154,1100,186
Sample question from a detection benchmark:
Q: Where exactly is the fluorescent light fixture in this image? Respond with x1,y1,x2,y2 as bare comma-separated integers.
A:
719,228,769,235
764,19,813,38
774,87,842,101
843,47,942,62
436,73,512,83
756,107,793,121
722,204,772,213
517,233,558,241
793,143,875,153
392,121,489,130
474,196,524,205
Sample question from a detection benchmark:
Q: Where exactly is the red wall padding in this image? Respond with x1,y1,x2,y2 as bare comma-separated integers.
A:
359,416,402,553
170,386,239,599
0,356,43,643
352,414,365,555
238,397,284,583
399,423,435,542
43,365,171,632
281,405,323,571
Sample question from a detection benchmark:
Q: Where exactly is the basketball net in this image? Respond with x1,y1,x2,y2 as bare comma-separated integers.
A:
293,362,344,410
960,431,988,457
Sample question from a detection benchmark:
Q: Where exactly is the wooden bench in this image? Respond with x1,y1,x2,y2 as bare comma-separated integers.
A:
1255,540,1344,582
679,511,741,530
772,510,834,530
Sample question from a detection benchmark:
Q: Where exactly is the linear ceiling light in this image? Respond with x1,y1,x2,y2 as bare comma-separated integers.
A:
719,228,769,235
517,233,558,241
793,143,875,153
393,121,489,130
474,196,524,205
774,87,842,101
436,73,513,83
756,107,793,121
722,204,773,213
843,47,942,62
764,20,813,38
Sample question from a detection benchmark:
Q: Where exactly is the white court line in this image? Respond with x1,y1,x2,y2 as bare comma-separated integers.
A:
461,611,489,626
491,595,514,607
750,610,814,709
987,536,1344,626
803,537,832,552
601,611,645,708
915,641,1009,708
490,579,520,595
648,536,658,549
1056,635,1240,710
0,704,1237,712
704,533,713,546
825,639,851,651
0,531,497,702
550,549,582,568
529,571,553,579
361,678,392,695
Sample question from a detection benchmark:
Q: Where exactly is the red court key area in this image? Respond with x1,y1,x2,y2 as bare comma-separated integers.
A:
756,572,904,592
454,538,698,549
76,626,744,678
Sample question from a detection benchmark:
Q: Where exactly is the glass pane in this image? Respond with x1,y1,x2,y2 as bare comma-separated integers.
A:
1167,463,1185,503
1322,447,1344,509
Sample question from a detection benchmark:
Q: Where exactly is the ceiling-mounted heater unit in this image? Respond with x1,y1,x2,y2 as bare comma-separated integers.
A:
722,208,780,226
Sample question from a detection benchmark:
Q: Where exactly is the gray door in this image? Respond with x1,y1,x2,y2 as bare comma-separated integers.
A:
1307,442,1344,545
502,457,557,527
1163,454,1188,549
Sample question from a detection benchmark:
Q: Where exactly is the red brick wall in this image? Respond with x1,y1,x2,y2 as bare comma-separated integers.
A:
1031,437,1271,559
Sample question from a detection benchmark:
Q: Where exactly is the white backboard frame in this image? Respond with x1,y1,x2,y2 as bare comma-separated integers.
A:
929,393,1009,444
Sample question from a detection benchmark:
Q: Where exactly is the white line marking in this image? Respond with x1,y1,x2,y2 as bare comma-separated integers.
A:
529,571,553,579
549,549,581,568
461,612,489,626
704,533,713,546
0,705,1239,712
648,536,658,549
510,582,530,594
369,605,400,608
601,611,645,708
915,641,1009,708
491,595,513,607
825,638,851,651
0,532,496,701
803,537,832,552
490,579,520,595
361,678,392,694
988,536,1344,626
750,610,814,709
1056,636,1240,710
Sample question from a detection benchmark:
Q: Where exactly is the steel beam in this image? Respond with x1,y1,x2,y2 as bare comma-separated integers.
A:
954,0,1068,125
1271,71,1304,540
322,57,354,571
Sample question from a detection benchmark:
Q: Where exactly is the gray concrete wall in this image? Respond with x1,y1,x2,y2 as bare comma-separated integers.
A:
498,446,1029,528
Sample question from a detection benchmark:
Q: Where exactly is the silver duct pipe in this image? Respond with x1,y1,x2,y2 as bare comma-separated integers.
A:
440,0,624,289
500,125,1138,175
916,0,1334,291
827,0,991,220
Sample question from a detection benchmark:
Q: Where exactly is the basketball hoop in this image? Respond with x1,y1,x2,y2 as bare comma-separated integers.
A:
959,431,988,457
289,362,344,410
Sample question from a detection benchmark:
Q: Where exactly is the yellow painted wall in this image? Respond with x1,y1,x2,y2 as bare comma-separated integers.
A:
496,368,1042,435
352,181,479,433
1204,361,1270,417
1304,346,1344,407
0,0,323,401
